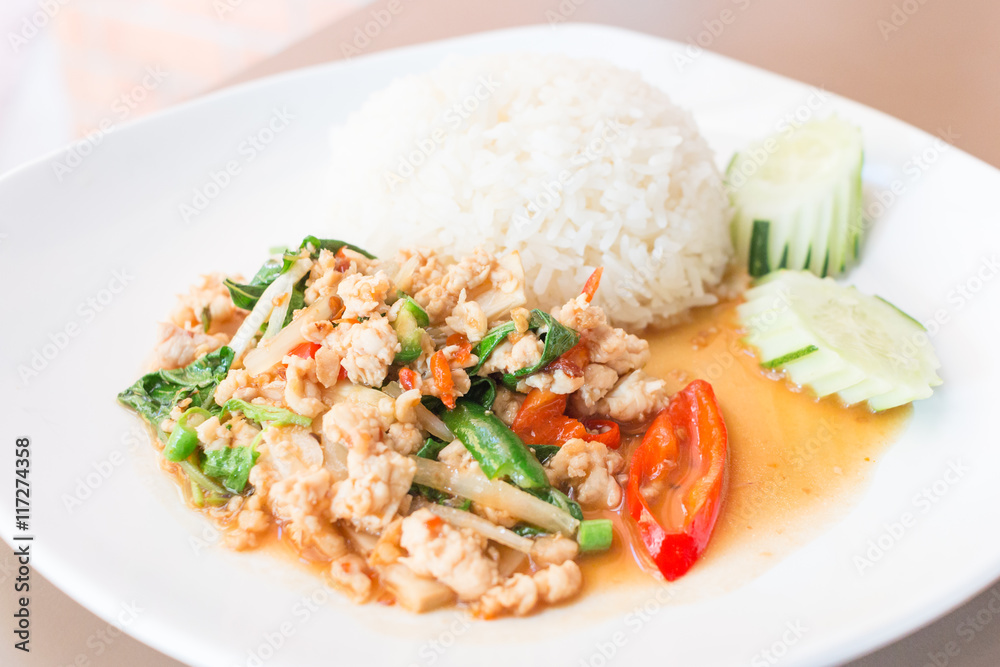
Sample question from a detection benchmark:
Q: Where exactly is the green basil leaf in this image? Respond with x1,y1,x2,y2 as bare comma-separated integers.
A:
202,446,259,494
473,309,580,382
118,346,234,434
299,236,376,259
416,437,450,461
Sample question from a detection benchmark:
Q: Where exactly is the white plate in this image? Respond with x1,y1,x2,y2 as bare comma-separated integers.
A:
2,24,999,667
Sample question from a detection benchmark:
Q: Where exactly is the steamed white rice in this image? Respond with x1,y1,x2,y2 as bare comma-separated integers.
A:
327,54,731,328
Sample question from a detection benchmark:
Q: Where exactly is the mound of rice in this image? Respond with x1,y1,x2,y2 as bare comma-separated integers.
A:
328,54,731,328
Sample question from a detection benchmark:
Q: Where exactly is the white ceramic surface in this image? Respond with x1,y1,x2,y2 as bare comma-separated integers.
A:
2,24,998,667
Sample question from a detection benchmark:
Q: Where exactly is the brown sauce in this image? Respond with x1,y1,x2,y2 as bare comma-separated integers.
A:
578,299,911,600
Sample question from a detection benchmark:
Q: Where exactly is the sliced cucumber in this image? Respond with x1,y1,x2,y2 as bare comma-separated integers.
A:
393,294,429,364
737,270,942,411
727,117,864,278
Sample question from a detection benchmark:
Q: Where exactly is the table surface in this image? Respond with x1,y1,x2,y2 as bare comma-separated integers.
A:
6,1,999,665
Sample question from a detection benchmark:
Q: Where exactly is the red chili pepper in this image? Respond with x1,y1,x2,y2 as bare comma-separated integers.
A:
543,341,589,378
430,350,456,409
399,368,419,391
289,342,321,359
581,418,621,449
338,365,349,381
581,266,604,303
446,333,473,366
626,380,728,581
334,246,352,271
512,389,621,449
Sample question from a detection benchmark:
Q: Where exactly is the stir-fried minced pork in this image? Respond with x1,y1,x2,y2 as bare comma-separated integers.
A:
338,271,392,320
519,369,585,395
570,363,620,413
400,509,499,601
214,368,285,405
530,535,579,567
590,369,670,423
270,468,347,560
545,439,625,510
490,387,524,427
320,317,399,387
128,239,707,619
168,273,246,336
444,290,489,343
475,560,582,618
195,415,259,451
153,323,227,370
225,494,271,551
283,355,328,418
478,334,543,375
332,450,416,533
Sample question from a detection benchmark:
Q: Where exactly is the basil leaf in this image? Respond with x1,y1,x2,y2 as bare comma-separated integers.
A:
528,444,561,465
118,346,234,434
416,437,450,460
202,446,259,494
283,284,306,327
507,311,579,379
528,487,583,521
471,321,517,374
222,399,311,427
511,523,548,538
223,279,268,310
420,394,446,414
299,236,376,259
472,309,580,382
465,376,496,410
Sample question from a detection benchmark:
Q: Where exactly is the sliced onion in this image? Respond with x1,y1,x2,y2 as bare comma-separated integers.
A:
320,435,348,481
416,404,453,442
411,457,578,536
230,258,313,359
263,280,296,339
243,294,340,376
423,504,534,553
473,251,527,322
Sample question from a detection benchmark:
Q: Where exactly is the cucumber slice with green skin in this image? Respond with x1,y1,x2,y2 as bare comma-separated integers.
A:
393,295,429,364
727,117,865,278
737,270,942,411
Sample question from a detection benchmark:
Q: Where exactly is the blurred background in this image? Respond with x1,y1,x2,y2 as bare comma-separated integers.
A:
0,0,373,172
2,0,998,666
2,0,999,176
